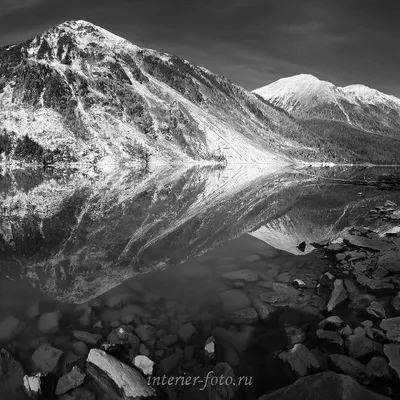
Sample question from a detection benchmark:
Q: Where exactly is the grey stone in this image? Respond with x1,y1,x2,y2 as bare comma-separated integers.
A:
160,351,184,374
366,302,386,320
316,329,343,349
259,292,291,304
392,293,400,313
221,269,259,282
32,343,63,373
135,325,156,342
157,334,178,348
211,327,251,354
278,343,320,377
345,335,383,359
327,279,348,312
56,367,86,395
108,326,140,351
133,355,154,376
105,293,138,309
72,330,102,345
328,354,370,384
252,297,275,321
0,315,21,341
230,307,258,325
378,251,400,273
383,343,400,380
366,356,391,381
380,317,400,342
86,349,157,398
58,387,95,400
206,362,238,400
176,323,197,343
318,316,345,331
38,311,60,334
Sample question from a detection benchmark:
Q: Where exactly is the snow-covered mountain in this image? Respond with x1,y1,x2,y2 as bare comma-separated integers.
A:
254,74,400,128
254,74,400,164
0,20,321,165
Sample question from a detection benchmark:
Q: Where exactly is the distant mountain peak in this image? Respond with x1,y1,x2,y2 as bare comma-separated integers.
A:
253,72,400,144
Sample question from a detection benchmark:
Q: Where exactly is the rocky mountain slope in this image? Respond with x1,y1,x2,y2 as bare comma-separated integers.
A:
254,74,400,164
0,20,325,165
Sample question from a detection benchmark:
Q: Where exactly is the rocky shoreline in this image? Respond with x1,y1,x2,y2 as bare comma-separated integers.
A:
1,200,400,399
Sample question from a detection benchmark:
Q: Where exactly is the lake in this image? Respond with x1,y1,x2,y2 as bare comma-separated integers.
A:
1,164,400,399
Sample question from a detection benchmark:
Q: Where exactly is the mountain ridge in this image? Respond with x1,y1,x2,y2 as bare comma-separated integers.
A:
0,20,400,165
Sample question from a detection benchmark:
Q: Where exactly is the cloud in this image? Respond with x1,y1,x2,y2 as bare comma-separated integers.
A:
0,0,46,17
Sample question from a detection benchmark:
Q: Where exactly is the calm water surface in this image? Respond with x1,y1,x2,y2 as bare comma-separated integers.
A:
1,164,400,398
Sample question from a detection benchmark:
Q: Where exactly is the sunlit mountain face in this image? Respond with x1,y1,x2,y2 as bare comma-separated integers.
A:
1,164,399,304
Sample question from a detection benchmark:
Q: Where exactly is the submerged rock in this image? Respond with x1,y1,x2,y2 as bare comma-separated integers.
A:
135,325,156,342
176,323,197,343
32,343,63,373
72,330,102,345
108,326,140,351
253,297,275,321
160,351,184,374
105,293,139,309
0,315,22,341
211,327,251,354
38,311,61,334
231,307,258,325
326,279,348,312
221,269,259,282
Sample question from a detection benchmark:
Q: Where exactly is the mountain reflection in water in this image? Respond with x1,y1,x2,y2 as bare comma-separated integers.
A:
1,164,400,306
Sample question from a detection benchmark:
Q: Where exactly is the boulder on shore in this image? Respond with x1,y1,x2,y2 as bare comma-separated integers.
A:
258,371,390,400
86,349,158,399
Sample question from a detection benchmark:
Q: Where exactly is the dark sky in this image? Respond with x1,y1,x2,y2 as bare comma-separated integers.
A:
1,0,399,96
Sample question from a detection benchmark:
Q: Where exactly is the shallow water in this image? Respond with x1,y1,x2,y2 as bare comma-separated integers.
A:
1,164,400,398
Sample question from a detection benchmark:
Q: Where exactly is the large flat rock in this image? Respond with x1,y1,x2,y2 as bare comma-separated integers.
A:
86,349,158,399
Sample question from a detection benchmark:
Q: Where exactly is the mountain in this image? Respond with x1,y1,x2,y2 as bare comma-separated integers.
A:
0,20,324,165
254,74,400,164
